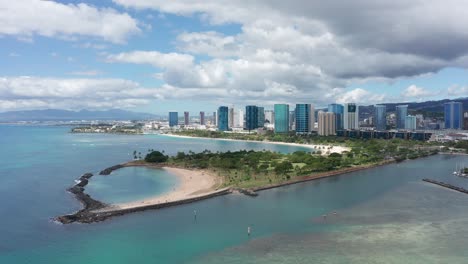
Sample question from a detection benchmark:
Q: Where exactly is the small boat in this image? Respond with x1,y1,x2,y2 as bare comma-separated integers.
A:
453,163,459,175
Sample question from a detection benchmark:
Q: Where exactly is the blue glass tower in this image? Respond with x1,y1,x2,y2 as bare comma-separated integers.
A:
245,105,258,131
169,112,178,127
328,104,344,130
274,104,289,133
217,106,229,131
444,102,463,129
257,107,265,128
295,104,313,133
374,105,387,131
395,105,408,130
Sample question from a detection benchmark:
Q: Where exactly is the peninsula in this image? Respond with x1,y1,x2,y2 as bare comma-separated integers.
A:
57,137,440,224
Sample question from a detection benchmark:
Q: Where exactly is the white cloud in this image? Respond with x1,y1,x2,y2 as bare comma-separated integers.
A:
0,76,159,111
402,85,434,99
0,1,141,43
109,0,468,107
332,88,387,105
447,85,468,96
69,70,102,76
106,51,194,69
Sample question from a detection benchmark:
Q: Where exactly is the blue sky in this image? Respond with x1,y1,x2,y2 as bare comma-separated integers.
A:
1,1,468,114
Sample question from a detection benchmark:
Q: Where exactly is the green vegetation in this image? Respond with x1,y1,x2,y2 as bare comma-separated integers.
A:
144,137,439,188
145,151,169,163
444,140,468,154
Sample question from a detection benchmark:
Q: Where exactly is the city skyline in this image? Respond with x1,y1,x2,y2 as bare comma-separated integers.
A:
2,1,468,114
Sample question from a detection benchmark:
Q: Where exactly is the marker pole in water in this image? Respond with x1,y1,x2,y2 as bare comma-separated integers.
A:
194,210,197,220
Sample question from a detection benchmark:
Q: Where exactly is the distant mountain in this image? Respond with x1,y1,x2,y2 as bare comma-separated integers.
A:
0,109,159,121
359,97,468,119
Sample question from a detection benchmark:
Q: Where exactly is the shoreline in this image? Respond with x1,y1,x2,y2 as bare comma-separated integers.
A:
57,162,226,224
95,166,223,213
57,158,398,224
161,133,351,154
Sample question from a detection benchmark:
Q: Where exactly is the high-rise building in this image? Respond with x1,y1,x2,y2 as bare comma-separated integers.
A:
318,111,336,136
213,111,217,126
289,110,296,131
217,106,229,131
464,112,468,130
328,103,344,130
444,102,463,129
245,105,258,131
405,115,417,130
395,105,408,130
184,111,189,126
295,104,314,134
374,105,387,131
200,111,205,125
265,110,275,124
343,103,359,130
169,112,178,127
228,107,235,128
257,107,265,128
274,104,289,133
234,109,244,128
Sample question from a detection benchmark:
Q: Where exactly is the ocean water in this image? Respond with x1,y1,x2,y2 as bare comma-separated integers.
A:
86,167,179,204
1,125,468,263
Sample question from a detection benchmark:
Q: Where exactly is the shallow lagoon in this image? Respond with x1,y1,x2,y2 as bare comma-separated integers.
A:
86,167,178,204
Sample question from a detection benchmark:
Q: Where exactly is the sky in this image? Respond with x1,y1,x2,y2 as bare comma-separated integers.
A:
1,0,468,114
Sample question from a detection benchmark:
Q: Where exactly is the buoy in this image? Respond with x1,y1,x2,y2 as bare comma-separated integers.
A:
247,226,251,236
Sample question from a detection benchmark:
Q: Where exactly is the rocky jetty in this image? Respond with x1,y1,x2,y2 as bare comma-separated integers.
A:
234,188,258,197
56,173,107,224
99,164,124,175
423,179,468,195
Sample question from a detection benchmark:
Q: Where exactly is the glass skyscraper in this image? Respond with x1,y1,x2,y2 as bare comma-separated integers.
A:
374,105,387,131
169,112,178,127
444,102,463,129
395,105,408,130
217,106,229,131
405,115,417,130
245,105,258,131
257,107,265,128
200,111,205,125
295,104,314,134
274,104,289,133
328,103,344,130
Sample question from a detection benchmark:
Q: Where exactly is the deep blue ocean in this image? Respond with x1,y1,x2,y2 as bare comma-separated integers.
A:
1,125,468,263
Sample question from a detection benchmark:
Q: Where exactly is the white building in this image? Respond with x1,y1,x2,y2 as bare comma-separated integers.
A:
265,110,275,125
233,109,244,128
318,111,336,136
344,103,359,130
228,107,235,128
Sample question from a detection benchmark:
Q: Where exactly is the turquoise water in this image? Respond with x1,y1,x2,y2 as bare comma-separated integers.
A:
86,167,178,204
1,125,468,263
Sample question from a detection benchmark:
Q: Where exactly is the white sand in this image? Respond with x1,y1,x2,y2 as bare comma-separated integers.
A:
163,134,350,155
95,167,222,212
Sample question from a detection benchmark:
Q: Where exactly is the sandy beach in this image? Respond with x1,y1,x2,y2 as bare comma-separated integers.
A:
95,167,223,212
162,133,350,155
